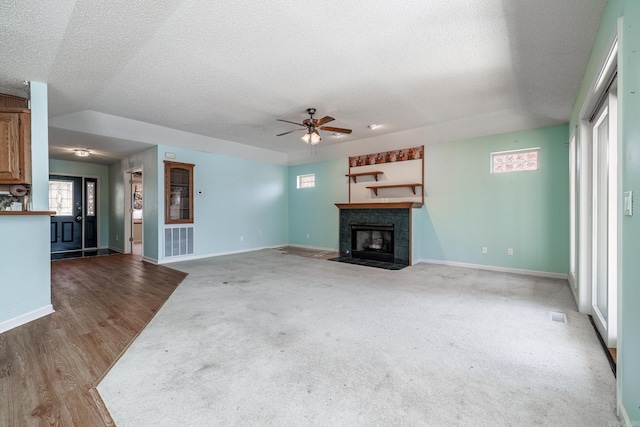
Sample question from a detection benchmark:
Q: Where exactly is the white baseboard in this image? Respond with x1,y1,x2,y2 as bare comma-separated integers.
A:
0,304,54,334
416,259,568,280
568,277,580,308
142,256,158,264
618,401,632,427
159,245,284,265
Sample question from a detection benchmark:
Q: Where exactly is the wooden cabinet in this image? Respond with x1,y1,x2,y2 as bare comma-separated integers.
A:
0,93,28,109
0,108,31,184
164,161,194,224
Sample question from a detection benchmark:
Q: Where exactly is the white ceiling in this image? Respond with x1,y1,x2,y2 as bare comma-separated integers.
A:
0,0,607,165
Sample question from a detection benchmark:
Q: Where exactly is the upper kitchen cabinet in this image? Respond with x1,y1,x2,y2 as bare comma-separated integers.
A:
0,108,31,184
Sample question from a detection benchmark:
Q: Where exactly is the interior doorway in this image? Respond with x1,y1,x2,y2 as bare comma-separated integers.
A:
131,171,143,256
124,167,143,257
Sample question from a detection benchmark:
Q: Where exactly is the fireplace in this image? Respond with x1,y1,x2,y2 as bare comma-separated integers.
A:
351,223,394,262
336,204,413,266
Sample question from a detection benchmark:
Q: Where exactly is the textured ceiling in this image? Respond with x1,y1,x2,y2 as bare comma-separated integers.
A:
0,0,607,164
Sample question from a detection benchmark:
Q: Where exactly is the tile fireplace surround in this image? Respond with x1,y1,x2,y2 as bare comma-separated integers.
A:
336,203,420,266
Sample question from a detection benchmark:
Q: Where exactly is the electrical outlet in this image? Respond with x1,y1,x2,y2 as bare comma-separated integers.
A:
115,235,118,241
306,233,310,239
240,236,244,241
508,248,514,256
482,246,487,254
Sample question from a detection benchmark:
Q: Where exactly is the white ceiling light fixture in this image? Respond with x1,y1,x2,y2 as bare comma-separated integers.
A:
332,133,345,138
74,149,90,157
301,129,321,145
368,124,381,130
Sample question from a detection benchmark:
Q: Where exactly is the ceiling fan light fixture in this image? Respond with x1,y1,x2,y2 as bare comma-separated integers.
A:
310,130,321,145
279,108,350,145
74,149,90,157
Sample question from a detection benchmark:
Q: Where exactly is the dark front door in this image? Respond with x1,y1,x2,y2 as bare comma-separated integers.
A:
84,177,98,249
50,175,83,252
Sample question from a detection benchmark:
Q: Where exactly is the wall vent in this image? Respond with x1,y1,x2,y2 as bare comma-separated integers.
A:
164,225,194,257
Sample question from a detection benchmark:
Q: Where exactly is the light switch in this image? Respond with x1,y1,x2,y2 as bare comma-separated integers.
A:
624,191,633,216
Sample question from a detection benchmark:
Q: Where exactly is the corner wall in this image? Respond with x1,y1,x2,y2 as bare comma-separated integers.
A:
287,125,569,275
288,159,348,250
109,146,160,259
0,82,52,330
156,146,289,260
420,125,569,274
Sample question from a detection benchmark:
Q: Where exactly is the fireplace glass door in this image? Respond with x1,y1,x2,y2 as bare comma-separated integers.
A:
351,223,394,263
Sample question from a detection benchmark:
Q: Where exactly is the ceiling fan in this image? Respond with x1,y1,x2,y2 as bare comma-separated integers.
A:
277,108,352,145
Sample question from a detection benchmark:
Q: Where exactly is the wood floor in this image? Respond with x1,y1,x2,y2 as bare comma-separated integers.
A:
0,255,187,427
277,246,338,260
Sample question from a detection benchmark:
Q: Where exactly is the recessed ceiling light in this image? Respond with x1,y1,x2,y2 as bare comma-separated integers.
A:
74,149,90,157
332,133,346,138
368,124,381,130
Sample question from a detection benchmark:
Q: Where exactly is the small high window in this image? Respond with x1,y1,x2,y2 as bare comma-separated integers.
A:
297,174,315,189
491,148,540,174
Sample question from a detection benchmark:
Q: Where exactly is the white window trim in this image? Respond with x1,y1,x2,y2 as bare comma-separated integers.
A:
297,173,315,189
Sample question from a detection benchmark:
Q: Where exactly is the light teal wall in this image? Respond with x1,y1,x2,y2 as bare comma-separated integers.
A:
109,146,159,259
0,216,52,323
30,82,49,212
421,125,569,273
286,125,568,273
619,3,640,421
49,159,109,248
154,146,289,260
0,82,51,325
569,0,640,421
288,159,348,249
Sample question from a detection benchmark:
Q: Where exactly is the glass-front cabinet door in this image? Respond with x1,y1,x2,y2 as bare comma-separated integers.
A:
164,161,194,224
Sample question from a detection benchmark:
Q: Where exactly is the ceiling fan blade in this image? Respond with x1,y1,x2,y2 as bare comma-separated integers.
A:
320,126,352,134
315,116,335,126
277,128,305,136
277,119,306,127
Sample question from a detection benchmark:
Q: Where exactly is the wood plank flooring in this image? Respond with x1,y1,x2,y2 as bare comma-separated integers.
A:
276,246,338,260
0,255,187,427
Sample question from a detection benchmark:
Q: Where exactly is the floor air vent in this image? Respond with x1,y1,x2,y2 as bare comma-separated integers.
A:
549,311,567,323
164,226,194,257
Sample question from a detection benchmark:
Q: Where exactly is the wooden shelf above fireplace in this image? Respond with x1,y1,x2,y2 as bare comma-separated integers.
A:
345,171,384,183
335,202,423,209
365,183,423,196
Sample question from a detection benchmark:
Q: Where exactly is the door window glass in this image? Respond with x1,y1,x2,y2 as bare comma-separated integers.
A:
49,180,74,215
86,181,96,216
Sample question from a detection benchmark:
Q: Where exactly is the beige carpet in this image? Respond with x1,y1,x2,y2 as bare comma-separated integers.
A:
98,249,618,426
